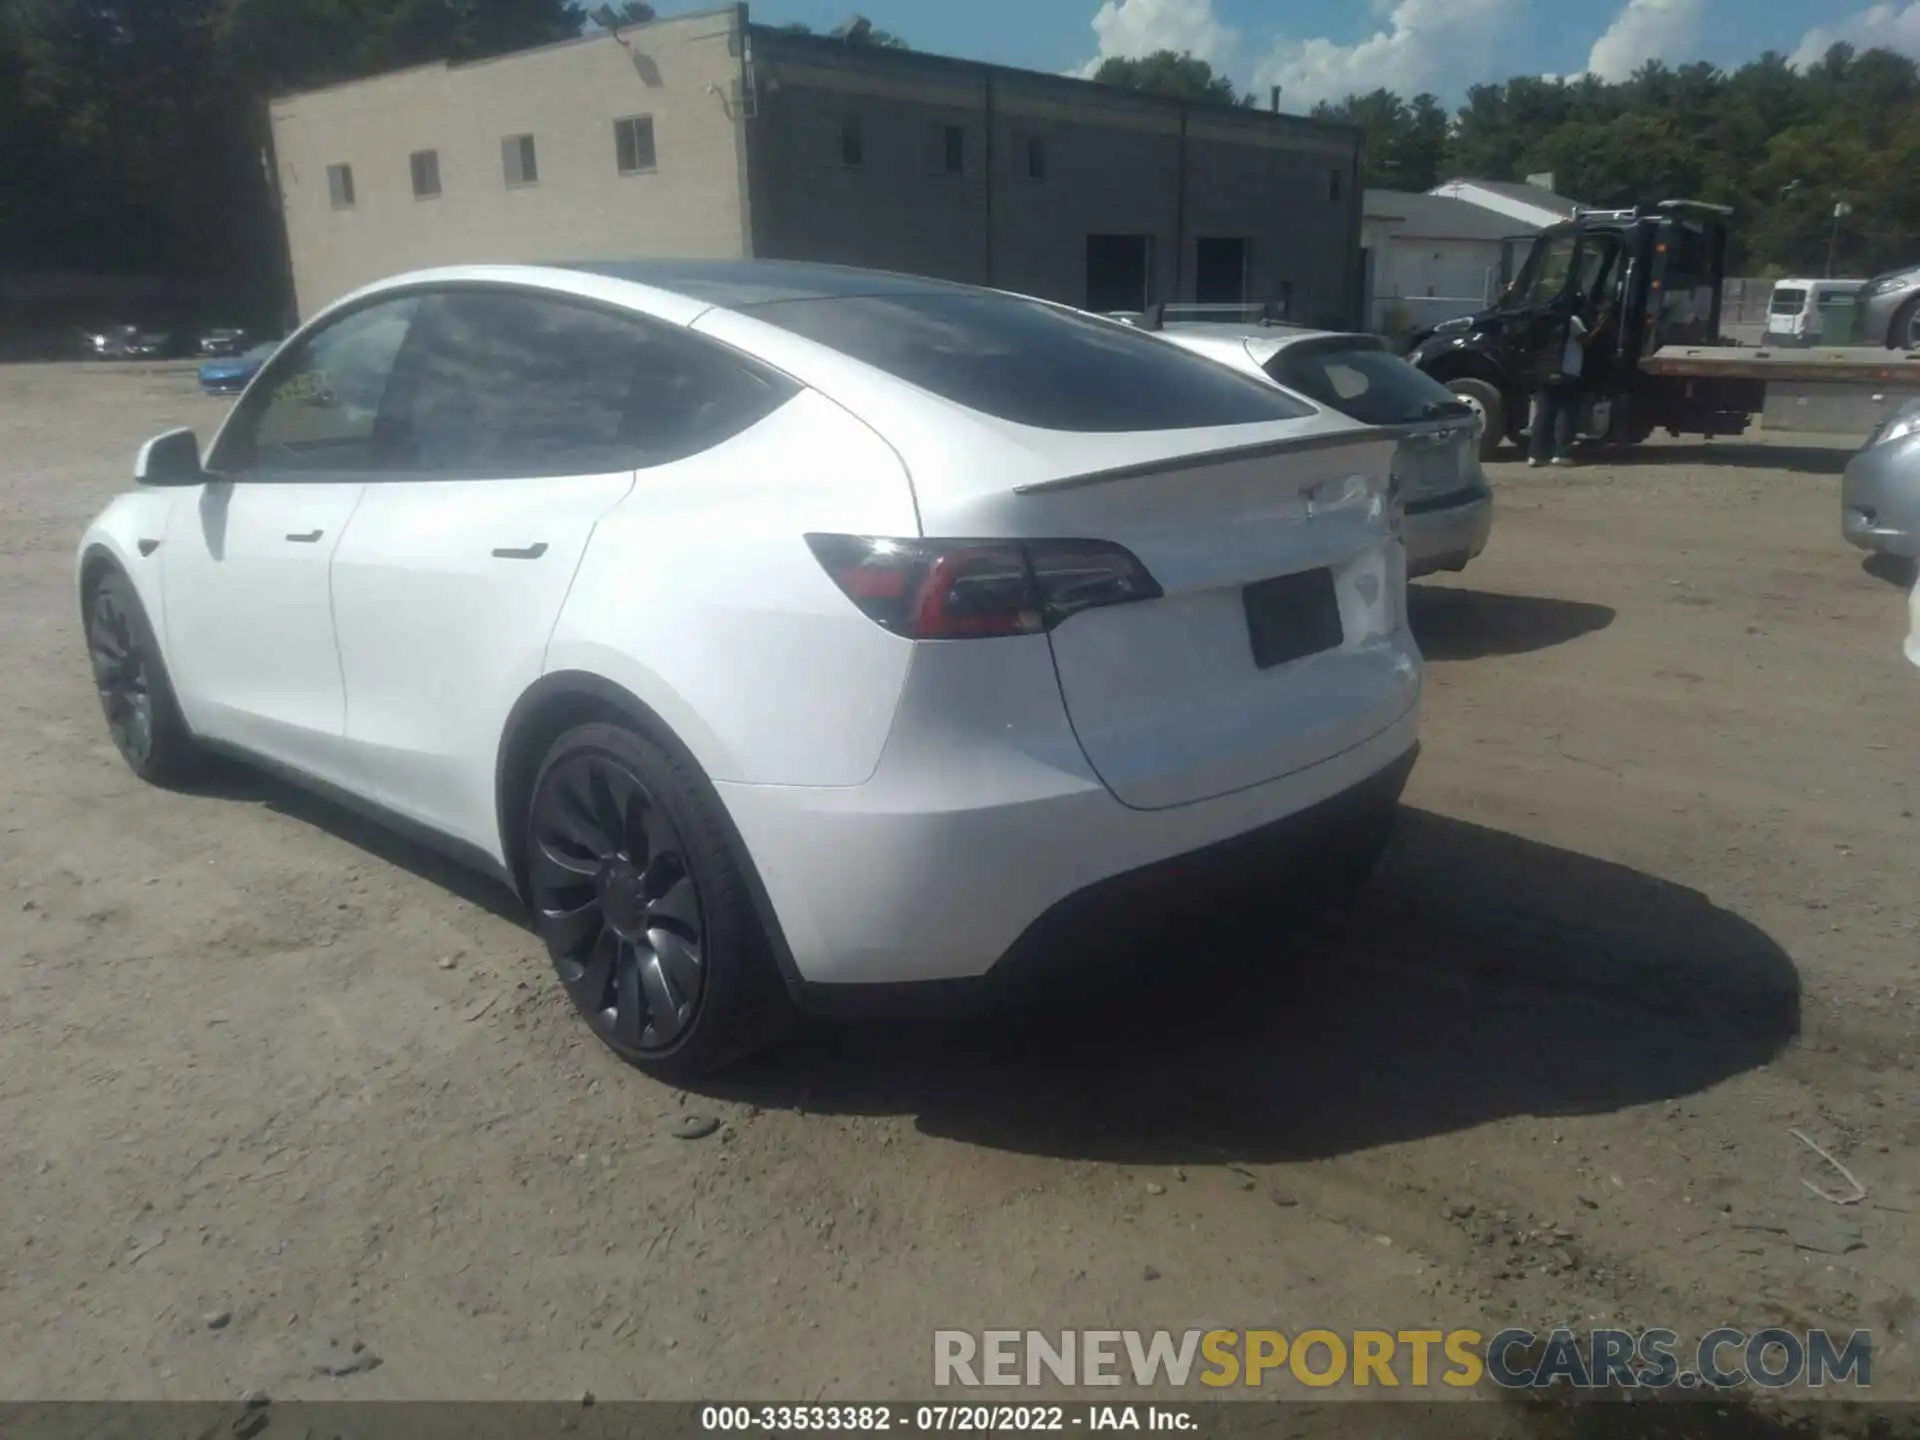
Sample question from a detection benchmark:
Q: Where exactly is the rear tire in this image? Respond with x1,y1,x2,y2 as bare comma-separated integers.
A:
1892,297,1920,352
85,568,200,786
525,722,793,1080
1447,378,1507,462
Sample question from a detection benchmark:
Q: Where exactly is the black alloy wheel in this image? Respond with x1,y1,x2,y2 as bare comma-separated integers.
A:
88,580,157,770
528,749,707,1056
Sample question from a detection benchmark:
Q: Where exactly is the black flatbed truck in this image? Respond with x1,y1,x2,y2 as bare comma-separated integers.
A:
1405,200,1920,459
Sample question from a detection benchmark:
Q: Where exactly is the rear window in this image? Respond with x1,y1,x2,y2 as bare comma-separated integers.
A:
1265,343,1469,427
742,292,1312,432
1770,288,1808,315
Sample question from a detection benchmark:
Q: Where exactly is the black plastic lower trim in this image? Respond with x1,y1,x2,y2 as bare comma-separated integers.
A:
790,743,1419,1018
1407,480,1492,517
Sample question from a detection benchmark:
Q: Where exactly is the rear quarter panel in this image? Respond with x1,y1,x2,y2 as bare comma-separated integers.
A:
544,387,921,787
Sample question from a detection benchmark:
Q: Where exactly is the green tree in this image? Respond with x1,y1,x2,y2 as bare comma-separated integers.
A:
1092,49,1246,107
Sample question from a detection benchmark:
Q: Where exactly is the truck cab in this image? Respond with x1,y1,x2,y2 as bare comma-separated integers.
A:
1406,201,1763,459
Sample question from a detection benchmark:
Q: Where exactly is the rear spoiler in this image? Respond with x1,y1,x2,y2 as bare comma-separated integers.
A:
1013,426,1431,496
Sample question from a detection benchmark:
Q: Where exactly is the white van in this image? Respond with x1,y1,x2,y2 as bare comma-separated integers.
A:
1766,279,1860,345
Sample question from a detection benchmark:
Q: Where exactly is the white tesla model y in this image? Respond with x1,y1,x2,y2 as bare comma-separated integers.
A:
78,261,1422,1076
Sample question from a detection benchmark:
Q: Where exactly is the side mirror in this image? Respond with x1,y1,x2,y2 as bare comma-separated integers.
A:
134,428,204,487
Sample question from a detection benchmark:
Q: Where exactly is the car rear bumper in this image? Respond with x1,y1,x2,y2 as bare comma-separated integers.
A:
1841,438,1920,557
1405,483,1494,577
715,634,1421,992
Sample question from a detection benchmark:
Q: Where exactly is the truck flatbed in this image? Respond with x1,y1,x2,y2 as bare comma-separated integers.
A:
1641,345,1920,384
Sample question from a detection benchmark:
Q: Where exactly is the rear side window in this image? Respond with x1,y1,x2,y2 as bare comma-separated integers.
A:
744,292,1310,432
379,290,797,476
1266,343,1469,427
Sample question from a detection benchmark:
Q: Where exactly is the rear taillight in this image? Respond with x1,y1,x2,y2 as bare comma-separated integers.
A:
805,534,1163,639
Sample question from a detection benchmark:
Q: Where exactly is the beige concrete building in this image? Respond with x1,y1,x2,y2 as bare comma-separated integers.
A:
269,4,1365,325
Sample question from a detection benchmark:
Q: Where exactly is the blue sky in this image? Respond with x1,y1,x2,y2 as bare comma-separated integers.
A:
681,0,1920,106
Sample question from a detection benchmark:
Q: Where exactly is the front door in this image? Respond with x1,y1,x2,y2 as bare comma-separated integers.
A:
167,294,423,781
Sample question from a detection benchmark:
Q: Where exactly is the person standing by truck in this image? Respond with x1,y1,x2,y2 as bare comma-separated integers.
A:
1529,304,1594,468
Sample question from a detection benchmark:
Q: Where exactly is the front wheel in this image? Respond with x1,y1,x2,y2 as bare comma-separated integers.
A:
1446,378,1507,462
525,723,792,1079
86,569,200,786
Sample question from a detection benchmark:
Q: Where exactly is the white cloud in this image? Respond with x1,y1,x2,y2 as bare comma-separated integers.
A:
1586,0,1706,81
1790,2,1920,68
1077,0,1238,78
1249,0,1524,110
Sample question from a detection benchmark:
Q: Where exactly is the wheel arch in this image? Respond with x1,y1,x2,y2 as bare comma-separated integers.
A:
77,541,124,615
493,671,806,990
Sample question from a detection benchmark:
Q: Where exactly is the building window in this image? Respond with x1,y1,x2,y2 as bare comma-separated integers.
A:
1025,135,1046,181
839,115,863,168
615,115,657,174
327,163,355,210
503,133,539,187
410,149,441,199
1329,167,1344,202
937,123,963,174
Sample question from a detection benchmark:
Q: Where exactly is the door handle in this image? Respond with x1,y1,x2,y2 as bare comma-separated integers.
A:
491,543,548,560
285,529,324,543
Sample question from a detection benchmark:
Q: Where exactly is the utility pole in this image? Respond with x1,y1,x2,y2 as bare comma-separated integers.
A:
1826,201,1852,278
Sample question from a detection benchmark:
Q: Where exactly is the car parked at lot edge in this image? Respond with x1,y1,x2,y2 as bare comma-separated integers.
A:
82,324,179,360
198,326,253,357
1842,398,1920,580
77,261,1421,1077
1859,263,1920,351
1146,320,1493,578
198,341,279,396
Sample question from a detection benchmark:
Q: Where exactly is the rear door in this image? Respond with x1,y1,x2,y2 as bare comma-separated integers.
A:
327,287,792,855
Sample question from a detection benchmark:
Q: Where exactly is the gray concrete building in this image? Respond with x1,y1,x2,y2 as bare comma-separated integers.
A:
268,4,1365,325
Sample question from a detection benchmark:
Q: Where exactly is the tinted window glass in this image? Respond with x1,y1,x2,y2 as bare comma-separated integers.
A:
379,290,795,476
1266,343,1469,427
215,295,421,474
1519,233,1578,304
746,292,1311,432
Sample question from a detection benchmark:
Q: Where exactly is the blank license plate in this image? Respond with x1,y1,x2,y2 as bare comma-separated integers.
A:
1243,569,1344,670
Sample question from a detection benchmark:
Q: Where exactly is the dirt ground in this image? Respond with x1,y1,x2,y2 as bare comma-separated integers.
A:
1,361,1916,1409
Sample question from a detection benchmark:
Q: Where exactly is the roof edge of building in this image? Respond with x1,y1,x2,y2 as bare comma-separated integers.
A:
742,18,1361,144
269,3,742,107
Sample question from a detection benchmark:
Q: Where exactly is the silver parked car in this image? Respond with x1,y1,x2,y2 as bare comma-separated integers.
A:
1843,398,1920,579
1859,263,1920,351
1149,321,1493,577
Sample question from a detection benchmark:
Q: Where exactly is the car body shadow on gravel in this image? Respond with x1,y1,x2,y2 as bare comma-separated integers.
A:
1410,586,1617,660
708,807,1801,1166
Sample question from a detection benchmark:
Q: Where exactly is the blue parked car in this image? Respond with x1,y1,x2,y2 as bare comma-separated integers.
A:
198,341,278,396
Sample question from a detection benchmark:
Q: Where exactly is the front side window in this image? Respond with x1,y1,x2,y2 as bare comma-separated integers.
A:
615,115,656,174
503,133,538,187
1266,342,1469,426
745,291,1311,433
1518,233,1578,305
327,163,355,209
376,290,796,476
212,295,422,475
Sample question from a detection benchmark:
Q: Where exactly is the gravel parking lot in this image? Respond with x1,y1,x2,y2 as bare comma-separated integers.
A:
2,361,1916,1410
